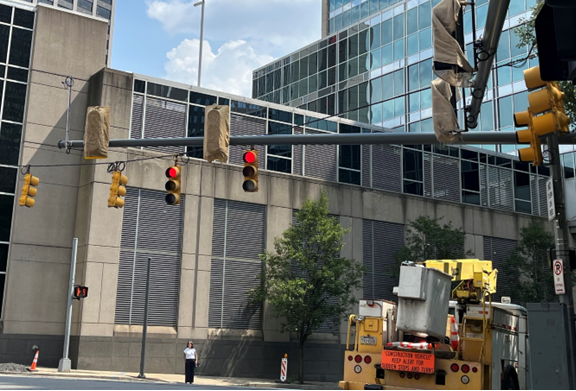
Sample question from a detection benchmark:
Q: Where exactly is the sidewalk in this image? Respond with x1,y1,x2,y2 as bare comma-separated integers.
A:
10,367,339,389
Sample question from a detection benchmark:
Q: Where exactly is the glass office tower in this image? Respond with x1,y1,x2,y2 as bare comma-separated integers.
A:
12,0,114,65
252,0,540,153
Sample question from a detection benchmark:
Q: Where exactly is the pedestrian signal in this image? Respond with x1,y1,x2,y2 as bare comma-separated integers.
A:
73,285,89,299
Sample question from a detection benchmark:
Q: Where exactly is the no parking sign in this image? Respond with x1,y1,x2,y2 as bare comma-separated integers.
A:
553,259,566,295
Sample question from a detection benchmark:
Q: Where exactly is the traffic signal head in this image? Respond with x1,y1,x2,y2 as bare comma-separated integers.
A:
108,171,128,208
523,66,571,134
514,110,543,166
19,173,39,207
242,150,258,192
165,165,181,205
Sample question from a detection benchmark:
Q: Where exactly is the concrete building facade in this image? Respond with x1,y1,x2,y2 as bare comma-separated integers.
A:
0,1,571,382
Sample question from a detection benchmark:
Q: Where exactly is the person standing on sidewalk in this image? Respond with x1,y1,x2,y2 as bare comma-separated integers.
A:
183,341,198,384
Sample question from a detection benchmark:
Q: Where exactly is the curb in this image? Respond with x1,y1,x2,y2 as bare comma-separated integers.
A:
0,371,168,383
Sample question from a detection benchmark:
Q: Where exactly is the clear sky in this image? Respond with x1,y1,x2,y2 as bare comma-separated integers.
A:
111,0,322,98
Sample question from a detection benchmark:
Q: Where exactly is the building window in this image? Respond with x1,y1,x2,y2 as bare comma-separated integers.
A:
96,5,111,19
186,105,205,159
267,121,291,174
403,146,423,196
339,123,361,185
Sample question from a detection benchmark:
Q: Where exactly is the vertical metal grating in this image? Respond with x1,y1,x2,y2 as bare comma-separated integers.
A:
303,130,337,181
483,236,517,301
131,94,144,140
530,175,539,216
538,176,548,217
115,188,184,327
488,167,514,211
432,155,460,202
363,219,405,302
209,199,265,329
371,145,402,192
144,97,186,154
480,164,488,207
423,152,432,198
362,145,370,187
293,126,303,176
229,114,266,167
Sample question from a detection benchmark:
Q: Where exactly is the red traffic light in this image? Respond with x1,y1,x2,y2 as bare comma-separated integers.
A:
166,167,179,178
243,151,257,164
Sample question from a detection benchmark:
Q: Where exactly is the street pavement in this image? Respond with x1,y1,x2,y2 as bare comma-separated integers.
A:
0,375,272,390
0,367,339,390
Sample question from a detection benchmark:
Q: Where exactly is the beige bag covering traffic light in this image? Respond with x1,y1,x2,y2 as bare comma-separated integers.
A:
432,0,474,87
203,104,230,163
431,78,463,144
83,106,110,159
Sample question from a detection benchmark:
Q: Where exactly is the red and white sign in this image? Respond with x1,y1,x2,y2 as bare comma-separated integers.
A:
554,259,566,295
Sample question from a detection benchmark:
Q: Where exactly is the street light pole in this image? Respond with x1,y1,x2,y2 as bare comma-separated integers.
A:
194,0,205,87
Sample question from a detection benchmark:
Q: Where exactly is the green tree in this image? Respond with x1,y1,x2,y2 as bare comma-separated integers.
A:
249,190,365,384
393,216,472,276
502,221,555,305
514,3,576,130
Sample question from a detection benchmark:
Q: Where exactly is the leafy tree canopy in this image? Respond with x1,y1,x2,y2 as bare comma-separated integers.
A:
394,216,472,277
502,221,555,305
250,190,364,383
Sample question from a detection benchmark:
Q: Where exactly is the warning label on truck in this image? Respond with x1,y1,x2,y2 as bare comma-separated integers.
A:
381,350,435,374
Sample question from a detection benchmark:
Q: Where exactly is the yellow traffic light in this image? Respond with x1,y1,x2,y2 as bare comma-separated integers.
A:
523,66,571,134
242,150,258,192
165,165,181,205
19,172,39,208
108,170,128,208
515,110,543,166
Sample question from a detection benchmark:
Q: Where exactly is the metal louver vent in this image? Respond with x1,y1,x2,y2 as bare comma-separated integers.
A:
483,237,517,301
372,145,401,192
424,152,432,197
363,219,405,302
538,177,548,217
488,167,513,211
293,126,303,176
130,94,144,140
144,97,186,154
303,130,337,181
114,188,183,327
229,114,266,167
209,199,265,330
432,155,460,202
480,164,488,207
362,145,370,187
531,175,539,216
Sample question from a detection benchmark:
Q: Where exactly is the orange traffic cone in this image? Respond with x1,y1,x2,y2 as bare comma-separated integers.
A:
27,350,39,372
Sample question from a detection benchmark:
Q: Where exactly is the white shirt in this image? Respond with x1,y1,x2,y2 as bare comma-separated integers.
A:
184,347,196,359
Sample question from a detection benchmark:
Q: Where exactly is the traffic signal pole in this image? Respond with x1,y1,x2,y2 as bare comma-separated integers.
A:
58,237,78,373
548,134,576,388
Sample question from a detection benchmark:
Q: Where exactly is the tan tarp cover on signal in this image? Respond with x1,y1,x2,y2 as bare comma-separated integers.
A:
431,78,463,144
83,106,110,159
203,104,230,163
432,0,474,87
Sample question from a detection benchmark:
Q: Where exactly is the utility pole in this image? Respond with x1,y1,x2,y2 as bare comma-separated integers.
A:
548,134,576,388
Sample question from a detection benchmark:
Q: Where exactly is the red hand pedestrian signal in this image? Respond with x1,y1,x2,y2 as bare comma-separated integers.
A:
73,285,89,299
